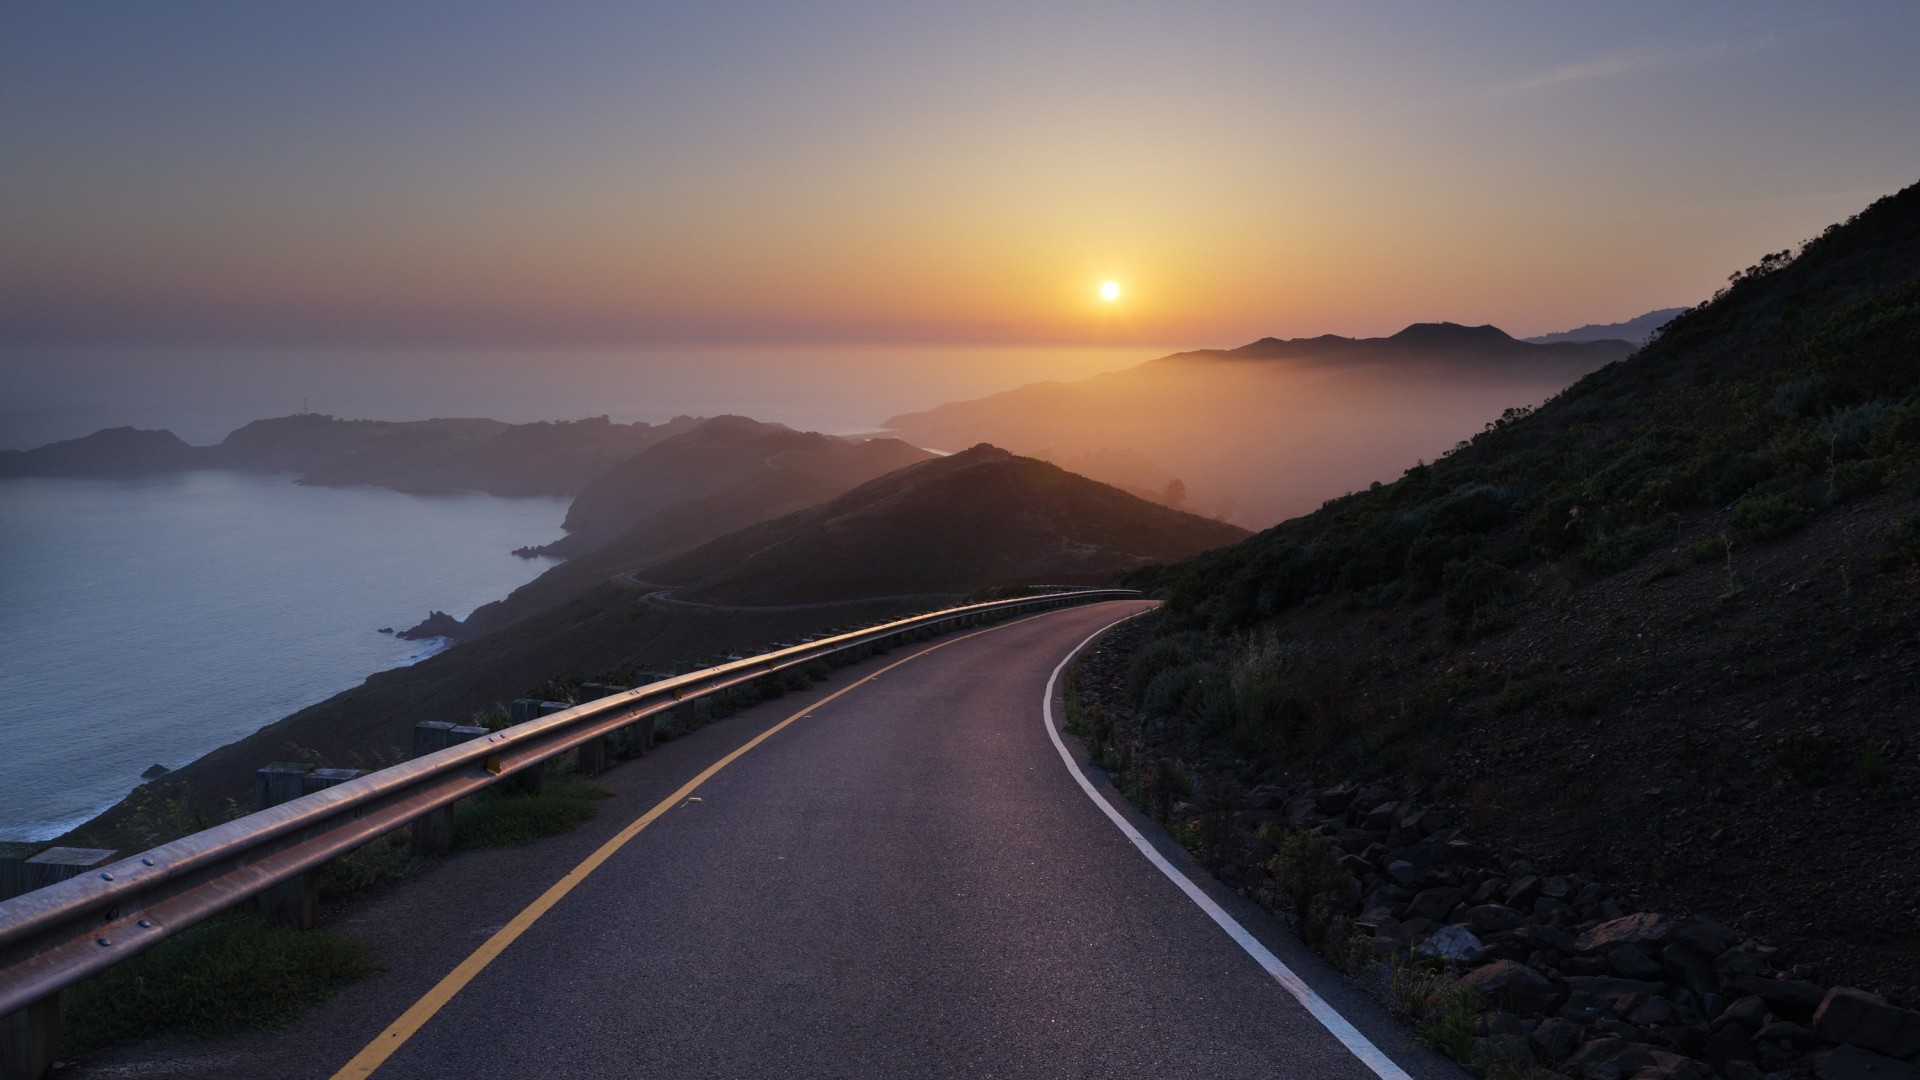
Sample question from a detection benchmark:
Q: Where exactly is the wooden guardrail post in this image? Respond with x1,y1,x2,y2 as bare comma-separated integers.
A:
0,842,47,903
252,765,366,929
409,723,484,855
573,685,627,775
255,763,313,928
2,847,114,1080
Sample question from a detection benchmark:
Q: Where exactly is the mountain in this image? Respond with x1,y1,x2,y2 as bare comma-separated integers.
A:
0,426,210,476
1118,179,1920,997
0,412,708,497
549,415,934,555
884,323,1633,528
455,417,937,636
641,444,1249,605
1525,307,1687,345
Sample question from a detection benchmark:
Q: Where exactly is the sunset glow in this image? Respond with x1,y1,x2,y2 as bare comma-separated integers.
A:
1099,282,1122,303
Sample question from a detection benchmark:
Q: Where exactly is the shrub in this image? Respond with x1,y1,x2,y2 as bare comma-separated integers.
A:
1442,557,1515,638
453,776,612,849
61,915,380,1055
1727,492,1815,545
1578,524,1674,576
1265,827,1357,942
1877,512,1920,571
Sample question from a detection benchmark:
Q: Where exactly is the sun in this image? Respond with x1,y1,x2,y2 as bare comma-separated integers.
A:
1098,281,1121,302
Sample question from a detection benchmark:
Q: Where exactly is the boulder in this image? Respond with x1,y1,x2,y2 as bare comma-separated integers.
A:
1754,1020,1815,1046
1632,1052,1715,1080
1465,904,1528,935
1457,959,1561,1015
1702,1028,1757,1074
1409,886,1469,923
1672,919,1743,958
1416,924,1486,964
1576,913,1677,954
1609,944,1666,980
1316,783,1359,815
1362,801,1401,832
1531,1016,1584,1062
1513,923,1578,956
1661,943,1720,994
1506,875,1543,909
1713,995,1769,1034
1561,977,1664,1024
1725,974,1827,1015
1386,860,1421,888
1811,987,1920,1060
1806,1045,1920,1080
1565,1037,1661,1079
1615,991,1678,1027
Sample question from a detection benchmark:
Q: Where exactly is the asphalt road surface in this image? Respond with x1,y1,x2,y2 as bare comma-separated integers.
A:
77,600,1458,1080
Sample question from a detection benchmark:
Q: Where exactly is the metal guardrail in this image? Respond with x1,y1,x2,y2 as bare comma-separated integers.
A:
0,588,1141,1023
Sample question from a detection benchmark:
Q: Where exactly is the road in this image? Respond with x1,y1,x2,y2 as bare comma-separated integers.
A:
77,600,1454,1080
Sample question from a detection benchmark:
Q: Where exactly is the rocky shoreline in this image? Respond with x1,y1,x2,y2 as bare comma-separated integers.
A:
1072,629,1920,1080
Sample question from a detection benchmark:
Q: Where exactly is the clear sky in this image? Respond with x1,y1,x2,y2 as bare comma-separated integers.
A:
4,1,1918,348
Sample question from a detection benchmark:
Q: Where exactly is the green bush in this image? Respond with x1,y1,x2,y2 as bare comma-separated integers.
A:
453,776,612,849
61,916,380,1054
1877,512,1920,571
1578,525,1674,576
1727,492,1816,545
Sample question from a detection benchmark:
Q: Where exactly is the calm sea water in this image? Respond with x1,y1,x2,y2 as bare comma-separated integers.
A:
0,471,568,840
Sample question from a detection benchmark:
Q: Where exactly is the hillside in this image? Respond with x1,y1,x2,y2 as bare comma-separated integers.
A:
0,426,210,475
642,444,1249,605
1526,307,1688,346
0,412,706,497
883,323,1633,528
1106,179,1920,1000
456,418,937,636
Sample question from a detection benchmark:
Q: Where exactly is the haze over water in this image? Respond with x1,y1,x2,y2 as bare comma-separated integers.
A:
0,471,568,840
0,343,1157,450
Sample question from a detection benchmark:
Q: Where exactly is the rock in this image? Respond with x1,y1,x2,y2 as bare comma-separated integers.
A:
1471,878,1508,905
1722,1064,1764,1080
1465,904,1529,935
1387,860,1421,888
1532,1016,1584,1062
1806,1045,1920,1080
1714,995,1770,1033
1577,913,1677,955
1316,783,1359,815
1811,987,1920,1060
1397,807,1450,840
1506,875,1544,909
1458,959,1561,1014
1561,977,1664,1024
1717,943,1782,978
1362,801,1401,831
1754,1020,1815,1046
1661,944,1720,994
1616,991,1678,1027
1703,1028,1757,1074
396,609,463,640
1416,924,1487,964
1439,839,1486,865
1609,944,1667,980
377,626,394,634
140,762,170,779
1537,898,1578,923
1409,886,1469,923
1565,1037,1661,1079
1542,876,1574,900
1725,974,1827,1016
1633,1052,1716,1080
1673,919,1743,958
1514,923,1578,956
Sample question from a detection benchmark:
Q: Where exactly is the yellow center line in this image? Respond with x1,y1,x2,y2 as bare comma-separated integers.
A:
329,618,1034,1079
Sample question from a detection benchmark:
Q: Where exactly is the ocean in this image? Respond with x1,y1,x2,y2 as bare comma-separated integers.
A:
0,471,568,840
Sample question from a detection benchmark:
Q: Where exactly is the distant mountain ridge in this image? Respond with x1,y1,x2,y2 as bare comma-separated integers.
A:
639,444,1250,605
1525,306,1686,345
0,412,707,498
884,321,1633,528
1165,321,1633,367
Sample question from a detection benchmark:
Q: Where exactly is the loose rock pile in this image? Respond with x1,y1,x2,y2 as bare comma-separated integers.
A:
1229,781,1920,1080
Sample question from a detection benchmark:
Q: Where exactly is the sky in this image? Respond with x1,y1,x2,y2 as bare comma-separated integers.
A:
3,1,1919,349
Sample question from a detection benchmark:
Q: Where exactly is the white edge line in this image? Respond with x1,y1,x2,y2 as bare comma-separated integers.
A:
1044,608,1416,1080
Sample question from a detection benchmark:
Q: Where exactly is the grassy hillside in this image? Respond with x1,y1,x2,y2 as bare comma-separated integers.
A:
1114,179,1920,995
644,444,1249,605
